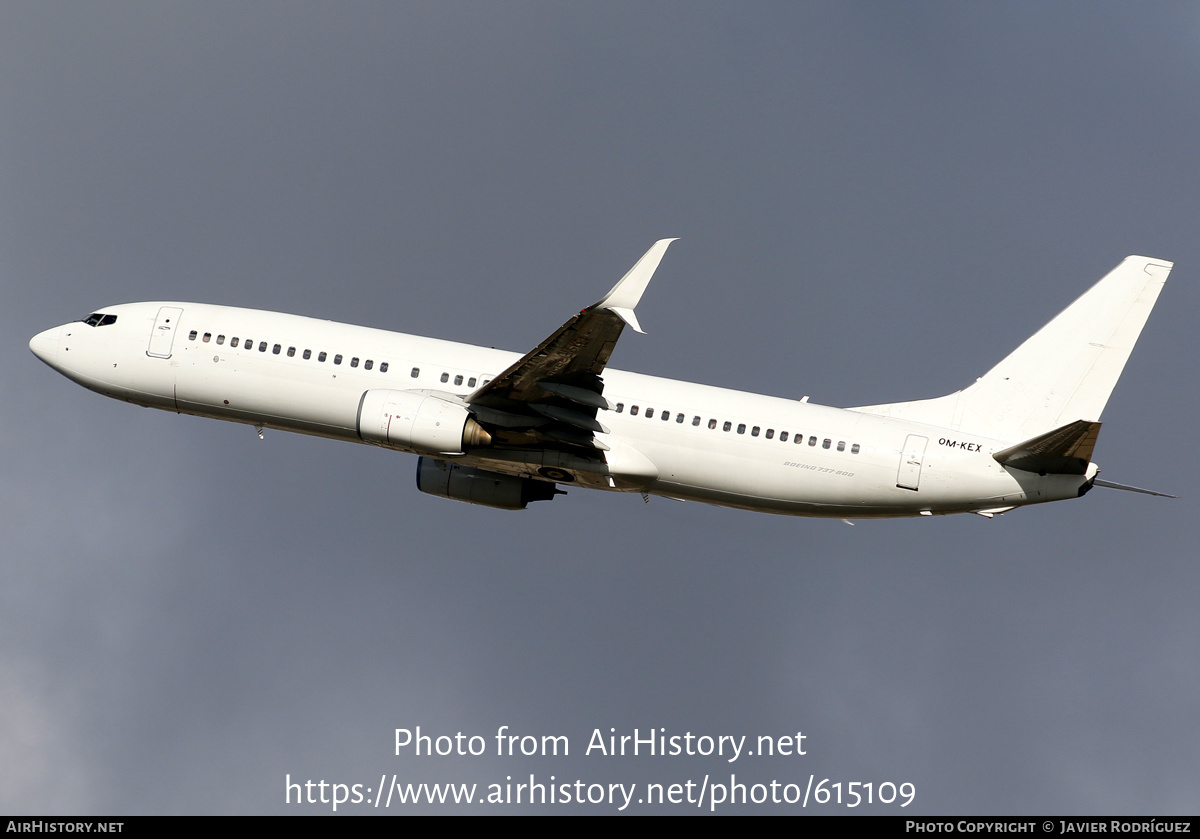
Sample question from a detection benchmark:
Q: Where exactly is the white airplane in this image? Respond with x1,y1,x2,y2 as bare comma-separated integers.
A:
29,241,1174,518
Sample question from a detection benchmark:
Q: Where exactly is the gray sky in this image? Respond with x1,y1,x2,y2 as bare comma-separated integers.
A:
2,2,1198,814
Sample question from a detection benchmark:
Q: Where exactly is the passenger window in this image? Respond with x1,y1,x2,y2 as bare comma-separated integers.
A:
287,347,296,357
631,405,639,416
737,424,746,434
615,403,624,413
751,426,760,437
189,330,198,340
795,434,803,444
467,376,475,386
676,413,684,423
692,416,701,426
259,342,268,352
708,419,717,430
808,436,817,446
662,411,670,421
411,367,419,377
851,443,860,454
440,372,449,383
350,357,359,368
645,408,654,418
823,439,831,449
723,421,732,432
231,337,239,348
333,354,342,365
273,344,281,355
319,352,327,362
453,374,462,385
381,362,390,373
365,360,373,370
765,429,774,439
216,335,225,345
303,349,311,360
203,333,211,343
837,441,845,452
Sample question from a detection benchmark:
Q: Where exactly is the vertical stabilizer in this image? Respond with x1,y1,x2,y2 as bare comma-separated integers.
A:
852,256,1173,441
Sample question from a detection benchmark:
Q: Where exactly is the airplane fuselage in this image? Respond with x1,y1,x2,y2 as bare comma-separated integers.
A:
29,300,1091,518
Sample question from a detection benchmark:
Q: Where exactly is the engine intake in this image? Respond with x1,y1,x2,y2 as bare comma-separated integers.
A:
357,389,490,454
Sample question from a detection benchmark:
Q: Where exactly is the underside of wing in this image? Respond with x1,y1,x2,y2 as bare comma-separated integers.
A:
462,239,677,482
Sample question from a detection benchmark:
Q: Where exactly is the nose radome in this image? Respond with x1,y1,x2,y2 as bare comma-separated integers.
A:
29,326,60,364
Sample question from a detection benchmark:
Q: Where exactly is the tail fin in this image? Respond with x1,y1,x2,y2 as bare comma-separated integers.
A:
852,256,1173,441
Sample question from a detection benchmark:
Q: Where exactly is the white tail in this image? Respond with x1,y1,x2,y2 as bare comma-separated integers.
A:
852,256,1173,442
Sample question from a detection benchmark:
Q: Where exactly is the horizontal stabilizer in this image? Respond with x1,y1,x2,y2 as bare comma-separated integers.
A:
993,419,1101,475
1092,479,1176,498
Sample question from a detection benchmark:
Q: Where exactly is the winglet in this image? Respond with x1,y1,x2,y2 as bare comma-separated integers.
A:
592,238,679,333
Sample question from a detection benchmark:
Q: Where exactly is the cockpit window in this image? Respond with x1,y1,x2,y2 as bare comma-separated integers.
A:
82,313,117,327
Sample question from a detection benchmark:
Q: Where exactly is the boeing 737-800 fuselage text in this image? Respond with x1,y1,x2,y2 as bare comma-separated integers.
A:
29,241,1173,517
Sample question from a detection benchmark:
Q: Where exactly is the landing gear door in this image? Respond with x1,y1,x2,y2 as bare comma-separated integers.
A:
896,434,928,491
146,306,184,359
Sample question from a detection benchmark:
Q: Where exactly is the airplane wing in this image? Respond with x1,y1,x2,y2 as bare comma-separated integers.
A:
465,239,677,457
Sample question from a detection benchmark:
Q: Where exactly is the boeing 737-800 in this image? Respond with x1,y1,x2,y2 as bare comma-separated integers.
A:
29,241,1174,517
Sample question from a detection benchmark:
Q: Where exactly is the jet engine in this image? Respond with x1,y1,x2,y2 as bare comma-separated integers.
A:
357,389,491,454
416,457,562,510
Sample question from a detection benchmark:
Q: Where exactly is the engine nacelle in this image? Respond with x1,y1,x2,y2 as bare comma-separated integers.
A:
416,458,561,510
357,389,490,454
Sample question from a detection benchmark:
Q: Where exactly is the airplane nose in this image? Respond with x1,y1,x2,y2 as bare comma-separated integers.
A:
29,326,61,365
